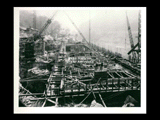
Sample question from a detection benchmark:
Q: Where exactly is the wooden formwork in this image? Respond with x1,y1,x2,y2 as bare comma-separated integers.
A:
45,72,140,98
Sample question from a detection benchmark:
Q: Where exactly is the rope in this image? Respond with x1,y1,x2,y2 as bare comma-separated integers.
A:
78,92,92,105
96,90,126,103
77,77,101,106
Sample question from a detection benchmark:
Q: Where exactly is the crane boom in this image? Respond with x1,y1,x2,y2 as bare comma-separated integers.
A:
138,10,141,48
126,11,137,63
126,12,134,49
39,11,58,36
137,10,141,63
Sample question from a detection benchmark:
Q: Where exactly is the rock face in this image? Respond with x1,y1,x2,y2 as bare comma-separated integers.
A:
90,100,103,107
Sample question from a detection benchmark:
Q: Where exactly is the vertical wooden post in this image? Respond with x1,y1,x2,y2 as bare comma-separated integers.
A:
128,79,129,90
71,84,73,97
132,79,133,90
64,84,65,96
118,78,120,91
136,78,138,90
106,79,108,92
43,38,45,55
77,83,79,96
99,81,101,93
86,84,87,93
63,84,65,104
63,95,66,106
78,83,80,94
112,79,113,92
124,79,126,90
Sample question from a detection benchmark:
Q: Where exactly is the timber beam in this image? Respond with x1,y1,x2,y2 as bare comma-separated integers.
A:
20,79,48,82
19,93,44,96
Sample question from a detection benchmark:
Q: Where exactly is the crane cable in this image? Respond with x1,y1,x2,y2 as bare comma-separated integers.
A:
63,11,105,62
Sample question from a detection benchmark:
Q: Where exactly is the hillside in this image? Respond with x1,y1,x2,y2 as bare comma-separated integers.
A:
20,10,61,37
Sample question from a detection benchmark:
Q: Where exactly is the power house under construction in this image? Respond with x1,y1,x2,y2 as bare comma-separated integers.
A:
19,10,141,107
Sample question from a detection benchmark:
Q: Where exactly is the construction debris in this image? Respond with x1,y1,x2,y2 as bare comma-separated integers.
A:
122,102,135,107
74,104,88,107
122,95,138,107
19,10,141,108
28,67,49,76
124,95,138,105
90,100,103,107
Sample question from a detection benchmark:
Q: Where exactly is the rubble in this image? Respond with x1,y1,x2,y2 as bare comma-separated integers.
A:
74,104,88,107
28,67,49,76
122,102,135,107
90,100,103,107
122,95,138,107
124,95,138,105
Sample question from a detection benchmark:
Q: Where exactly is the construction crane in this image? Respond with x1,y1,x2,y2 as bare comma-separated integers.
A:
24,11,58,58
34,11,58,41
35,11,58,55
137,11,141,63
126,12,137,63
39,11,58,36
127,11,141,64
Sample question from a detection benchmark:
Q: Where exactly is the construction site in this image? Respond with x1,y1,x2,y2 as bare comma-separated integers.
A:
18,9,141,107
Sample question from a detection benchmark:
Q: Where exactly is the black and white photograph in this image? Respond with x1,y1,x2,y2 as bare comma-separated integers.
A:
14,7,146,114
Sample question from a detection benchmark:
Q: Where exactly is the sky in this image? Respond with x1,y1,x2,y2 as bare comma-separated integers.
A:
19,7,141,59
34,9,139,33
35,10,101,32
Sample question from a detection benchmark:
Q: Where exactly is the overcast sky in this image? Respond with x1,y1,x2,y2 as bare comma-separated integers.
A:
22,8,139,30
34,9,139,33
19,7,141,58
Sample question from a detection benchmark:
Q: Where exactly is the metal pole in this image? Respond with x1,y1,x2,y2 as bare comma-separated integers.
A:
138,10,141,63
33,10,36,29
43,38,45,55
63,11,102,60
89,10,91,44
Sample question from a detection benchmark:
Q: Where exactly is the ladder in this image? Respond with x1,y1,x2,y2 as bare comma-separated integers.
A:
46,57,66,96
